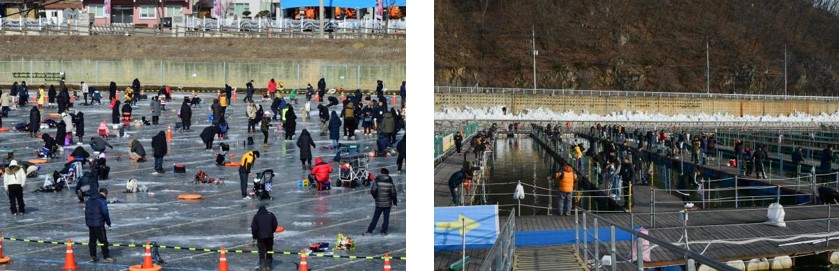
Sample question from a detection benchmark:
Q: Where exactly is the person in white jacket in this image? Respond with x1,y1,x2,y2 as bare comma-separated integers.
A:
4,160,27,215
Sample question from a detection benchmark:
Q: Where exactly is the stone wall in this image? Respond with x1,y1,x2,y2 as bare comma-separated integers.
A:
435,93,839,117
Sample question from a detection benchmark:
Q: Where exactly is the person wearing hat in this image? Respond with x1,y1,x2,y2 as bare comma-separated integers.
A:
239,150,260,199
363,168,397,236
4,160,27,215
250,204,278,270
85,188,113,263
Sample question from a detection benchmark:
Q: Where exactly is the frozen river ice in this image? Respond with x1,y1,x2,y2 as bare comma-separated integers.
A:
0,92,406,270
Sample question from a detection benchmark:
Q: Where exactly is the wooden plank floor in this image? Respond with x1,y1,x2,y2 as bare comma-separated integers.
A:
513,204,839,267
514,245,588,271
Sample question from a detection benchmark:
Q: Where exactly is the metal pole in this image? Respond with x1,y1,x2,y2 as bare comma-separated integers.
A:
706,40,710,94
777,185,781,203
784,45,787,97
636,236,644,270
159,60,164,86
223,62,227,85
575,208,580,253
461,217,466,270
319,0,324,38
610,225,617,271
828,204,832,247
594,217,600,270
532,26,536,91
735,176,739,208
583,212,589,265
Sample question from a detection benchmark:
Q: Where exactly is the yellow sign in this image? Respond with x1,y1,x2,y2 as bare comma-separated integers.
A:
435,215,480,236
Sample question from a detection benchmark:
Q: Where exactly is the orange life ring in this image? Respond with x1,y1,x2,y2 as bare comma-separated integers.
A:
0,256,10,263
28,159,48,165
48,113,61,117
0,127,9,133
177,194,203,200
275,226,285,233
224,162,240,167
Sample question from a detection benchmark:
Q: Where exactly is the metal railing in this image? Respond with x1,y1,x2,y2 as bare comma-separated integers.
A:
478,209,516,271
575,208,737,271
434,122,479,160
0,17,406,38
434,86,839,102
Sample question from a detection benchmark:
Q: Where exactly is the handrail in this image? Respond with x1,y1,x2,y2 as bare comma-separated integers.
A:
435,86,839,102
577,208,739,271
478,208,515,271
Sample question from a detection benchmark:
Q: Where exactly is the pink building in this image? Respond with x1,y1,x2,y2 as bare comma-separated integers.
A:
82,0,191,27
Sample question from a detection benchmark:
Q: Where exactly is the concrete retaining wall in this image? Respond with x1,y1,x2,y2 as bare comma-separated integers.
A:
0,59,405,90
435,93,839,116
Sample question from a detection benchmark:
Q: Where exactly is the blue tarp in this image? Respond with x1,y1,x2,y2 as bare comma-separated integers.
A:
514,228,636,247
281,0,406,9
434,205,499,250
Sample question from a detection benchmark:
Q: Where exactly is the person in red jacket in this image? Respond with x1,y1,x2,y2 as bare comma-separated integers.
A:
310,157,333,190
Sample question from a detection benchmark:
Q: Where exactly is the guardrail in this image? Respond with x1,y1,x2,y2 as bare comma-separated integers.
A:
434,122,479,160
576,208,737,271
0,17,406,39
478,209,515,271
434,86,839,102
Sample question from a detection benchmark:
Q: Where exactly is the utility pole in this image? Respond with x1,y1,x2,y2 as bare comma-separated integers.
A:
706,40,710,94
532,26,537,90
784,44,788,97
319,0,324,38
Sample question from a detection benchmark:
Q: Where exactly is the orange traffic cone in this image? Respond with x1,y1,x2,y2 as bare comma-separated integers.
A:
298,250,309,271
62,239,77,270
391,95,396,105
383,253,392,271
0,234,11,264
166,125,173,142
128,242,161,271
217,246,228,271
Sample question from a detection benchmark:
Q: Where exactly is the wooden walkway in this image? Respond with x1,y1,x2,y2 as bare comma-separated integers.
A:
514,246,588,271
508,205,839,268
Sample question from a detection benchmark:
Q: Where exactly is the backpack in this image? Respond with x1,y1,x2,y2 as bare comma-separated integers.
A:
247,136,254,146
126,179,138,193
215,154,225,165
78,174,97,196
344,107,354,118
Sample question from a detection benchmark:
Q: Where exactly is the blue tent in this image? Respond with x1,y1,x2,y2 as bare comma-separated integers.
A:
281,0,406,9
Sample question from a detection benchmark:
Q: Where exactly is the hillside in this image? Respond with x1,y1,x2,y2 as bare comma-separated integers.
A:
435,0,839,95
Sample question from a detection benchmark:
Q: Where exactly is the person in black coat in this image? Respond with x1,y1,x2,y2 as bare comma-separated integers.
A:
120,102,132,126
399,81,405,107
56,120,67,146
821,146,835,171
375,80,385,102
48,84,57,105
364,168,398,236
151,131,167,173
317,78,326,101
180,97,192,131
131,78,141,95
397,134,406,172
200,126,215,150
250,205,278,270
328,111,342,147
29,106,40,138
70,146,90,162
57,87,70,114
792,147,803,176
318,104,330,136
108,81,116,101
296,129,315,169
211,99,222,125
111,100,121,124
74,111,85,143
42,133,56,158
283,105,297,140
